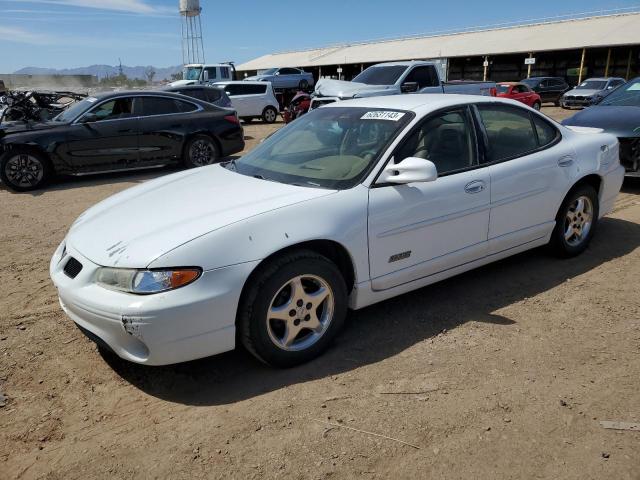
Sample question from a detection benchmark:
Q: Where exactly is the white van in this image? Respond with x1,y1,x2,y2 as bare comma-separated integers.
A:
214,81,279,123
169,64,234,87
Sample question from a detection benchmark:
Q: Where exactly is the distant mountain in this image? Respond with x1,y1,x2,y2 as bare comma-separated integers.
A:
13,64,183,81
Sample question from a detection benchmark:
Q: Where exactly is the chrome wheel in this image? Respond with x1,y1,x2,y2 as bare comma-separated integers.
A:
188,139,215,166
4,153,44,188
564,195,593,247
266,274,334,352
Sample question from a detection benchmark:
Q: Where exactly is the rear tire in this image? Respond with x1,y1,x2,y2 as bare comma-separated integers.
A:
548,184,599,257
238,250,348,368
262,106,278,124
532,101,541,111
0,148,52,192
183,135,219,168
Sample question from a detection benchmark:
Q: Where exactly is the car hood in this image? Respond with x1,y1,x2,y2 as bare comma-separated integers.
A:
0,120,60,136
314,79,393,98
67,165,336,268
565,88,601,97
562,105,640,137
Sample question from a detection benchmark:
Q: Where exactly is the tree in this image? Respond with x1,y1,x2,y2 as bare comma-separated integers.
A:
171,71,183,81
145,66,156,84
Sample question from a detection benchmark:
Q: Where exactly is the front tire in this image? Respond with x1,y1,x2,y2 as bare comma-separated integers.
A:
532,101,541,111
0,149,52,192
262,106,278,124
238,250,348,368
549,184,599,257
183,135,219,168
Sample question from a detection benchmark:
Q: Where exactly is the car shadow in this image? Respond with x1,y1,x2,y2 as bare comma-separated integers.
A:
102,215,640,406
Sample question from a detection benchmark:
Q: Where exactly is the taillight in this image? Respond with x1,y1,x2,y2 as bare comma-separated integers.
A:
490,87,497,97
224,114,239,125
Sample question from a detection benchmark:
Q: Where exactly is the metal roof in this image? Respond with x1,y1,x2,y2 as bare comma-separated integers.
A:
236,12,640,71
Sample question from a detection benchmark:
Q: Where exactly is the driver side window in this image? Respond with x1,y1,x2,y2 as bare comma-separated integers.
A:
88,98,134,121
394,107,477,176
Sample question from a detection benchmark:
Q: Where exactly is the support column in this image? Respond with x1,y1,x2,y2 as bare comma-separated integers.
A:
626,49,633,80
483,56,489,81
361,64,364,72
527,52,534,78
578,48,586,84
605,48,612,77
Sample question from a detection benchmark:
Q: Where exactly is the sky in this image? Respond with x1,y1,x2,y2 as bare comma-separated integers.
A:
1,0,639,72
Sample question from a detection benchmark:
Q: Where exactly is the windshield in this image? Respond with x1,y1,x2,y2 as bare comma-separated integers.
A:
229,107,413,189
261,68,278,75
53,97,96,122
352,65,407,86
599,80,640,107
183,67,202,81
497,84,511,94
577,80,607,90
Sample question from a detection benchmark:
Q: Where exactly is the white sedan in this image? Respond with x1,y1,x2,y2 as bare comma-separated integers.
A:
50,95,625,367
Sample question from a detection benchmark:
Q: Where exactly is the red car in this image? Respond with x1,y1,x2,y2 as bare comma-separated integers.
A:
496,82,542,110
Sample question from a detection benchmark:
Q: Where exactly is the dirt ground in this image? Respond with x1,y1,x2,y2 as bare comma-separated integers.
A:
1,107,639,479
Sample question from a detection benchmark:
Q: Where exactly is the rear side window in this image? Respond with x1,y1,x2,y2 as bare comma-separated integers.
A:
205,89,221,103
224,84,266,96
204,67,217,80
140,97,197,116
532,115,559,147
220,67,230,79
477,104,539,162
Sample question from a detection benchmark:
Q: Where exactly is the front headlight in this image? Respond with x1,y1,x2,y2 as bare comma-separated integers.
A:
95,267,202,294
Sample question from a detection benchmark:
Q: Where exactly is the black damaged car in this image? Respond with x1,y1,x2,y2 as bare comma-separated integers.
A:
563,77,640,176
0,91,244,191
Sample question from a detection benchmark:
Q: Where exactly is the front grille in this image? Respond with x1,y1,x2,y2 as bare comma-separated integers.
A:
619,138,640,172
63,257,83,279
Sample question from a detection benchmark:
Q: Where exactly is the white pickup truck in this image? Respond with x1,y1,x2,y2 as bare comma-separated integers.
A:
311,61,496,108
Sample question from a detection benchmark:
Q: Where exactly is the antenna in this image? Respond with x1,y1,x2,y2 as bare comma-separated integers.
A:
179,0,205,65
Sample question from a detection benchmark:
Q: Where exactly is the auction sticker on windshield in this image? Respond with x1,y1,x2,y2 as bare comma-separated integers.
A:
361,111,406,121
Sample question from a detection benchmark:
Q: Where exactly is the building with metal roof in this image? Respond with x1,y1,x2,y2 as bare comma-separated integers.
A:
236,10,640,85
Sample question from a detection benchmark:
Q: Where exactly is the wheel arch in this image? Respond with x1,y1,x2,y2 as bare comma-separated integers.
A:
181,131,222,161
569,173,603,199
1,143,55,171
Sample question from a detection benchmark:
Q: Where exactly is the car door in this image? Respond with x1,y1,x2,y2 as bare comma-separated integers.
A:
475,103,573,254
367,106,491,291
536,79,550,102
61,96,140,173
404,65,441,94
137,96,197,165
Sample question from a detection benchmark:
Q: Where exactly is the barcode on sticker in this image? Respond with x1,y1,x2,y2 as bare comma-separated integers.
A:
361,111,405,121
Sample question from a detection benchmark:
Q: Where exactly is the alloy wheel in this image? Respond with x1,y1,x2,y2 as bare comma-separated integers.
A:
266,274,334,352
189,139,215,166
4,153,44,189
564,195,593,247
264,108,277,123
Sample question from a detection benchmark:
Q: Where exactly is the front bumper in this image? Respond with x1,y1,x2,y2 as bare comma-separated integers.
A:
50,241,259,365
561,97,594,108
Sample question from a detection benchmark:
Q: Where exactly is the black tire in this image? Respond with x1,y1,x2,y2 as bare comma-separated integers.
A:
262,106,278,124
299,79,309,90
0,148,52,192
238,249,348,368
548,184,599,257
554,99,561,107
532,101,541,111
183,135,219,168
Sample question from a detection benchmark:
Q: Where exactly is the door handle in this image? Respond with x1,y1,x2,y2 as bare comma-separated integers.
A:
464,180,485,194
558,156,574,167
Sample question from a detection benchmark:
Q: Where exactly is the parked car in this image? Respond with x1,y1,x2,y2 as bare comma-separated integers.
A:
282,91,311,123
310,61,496,109
169,63,235,87
520,77,570,106
560,77,626,109
214,81,280,123
244,68,315,90
562,77,640,176
162,84,232,108
0,91,244,191
50,94,624,367
496,82,542,110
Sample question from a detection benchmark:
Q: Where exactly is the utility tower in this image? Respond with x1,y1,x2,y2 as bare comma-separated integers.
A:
179,0,205,65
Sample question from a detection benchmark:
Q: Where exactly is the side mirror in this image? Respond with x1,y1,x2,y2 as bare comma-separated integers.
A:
203,70,209,82
377,157,438,185
401,82,419,93
80,113,98,124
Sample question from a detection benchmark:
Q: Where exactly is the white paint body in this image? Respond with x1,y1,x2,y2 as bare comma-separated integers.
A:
213,81,279,119
50,95,625,365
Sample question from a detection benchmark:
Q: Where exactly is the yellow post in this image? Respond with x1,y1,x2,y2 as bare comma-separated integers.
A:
578,48,586,84
604,48,612,77
527,52,533,78
626,49,633,80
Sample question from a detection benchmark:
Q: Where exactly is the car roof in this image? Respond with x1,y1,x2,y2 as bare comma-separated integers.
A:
526,76,563,80
214,80,272,86
582,77,624,82
90,90,198,100
324,94,517,113
161,85,224,91
369,61,433,67
498,82,521,86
